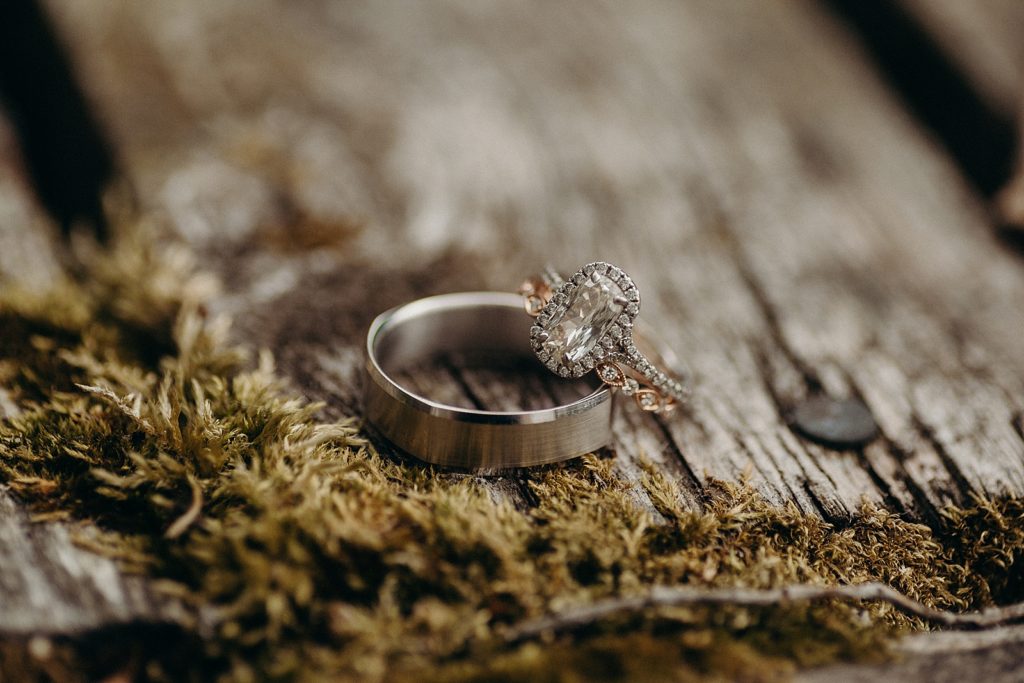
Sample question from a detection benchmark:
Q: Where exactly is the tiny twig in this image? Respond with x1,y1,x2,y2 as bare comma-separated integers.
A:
505,583,1024,643
165,474,203,539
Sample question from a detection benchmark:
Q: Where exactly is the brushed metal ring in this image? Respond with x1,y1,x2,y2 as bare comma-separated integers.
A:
363,292,613,470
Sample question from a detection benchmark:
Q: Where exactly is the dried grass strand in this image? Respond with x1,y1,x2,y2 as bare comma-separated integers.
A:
165,473,203,539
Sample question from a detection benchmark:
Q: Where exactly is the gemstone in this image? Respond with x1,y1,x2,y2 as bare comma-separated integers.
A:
636,390,660,411
525,296,544,316
541,273,626,366
622,378,639,395
597,362,623,384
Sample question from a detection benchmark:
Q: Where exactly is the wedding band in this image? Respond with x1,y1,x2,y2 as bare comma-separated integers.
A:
519,262,689,414
363,292,614,470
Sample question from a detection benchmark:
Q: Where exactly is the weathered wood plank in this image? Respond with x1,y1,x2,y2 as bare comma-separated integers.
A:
0,118,61,290
798,625,1024,683
23,10,1024,675
898,0,1024,116
0,488,183,635
40,0,1024,526
0,114,58,420
0,115,180,636
896,0,1024,230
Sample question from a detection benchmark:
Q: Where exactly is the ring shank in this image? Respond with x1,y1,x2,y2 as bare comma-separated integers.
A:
364,292,613,470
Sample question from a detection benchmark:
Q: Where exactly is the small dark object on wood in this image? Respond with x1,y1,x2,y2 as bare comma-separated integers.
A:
790,396,879,449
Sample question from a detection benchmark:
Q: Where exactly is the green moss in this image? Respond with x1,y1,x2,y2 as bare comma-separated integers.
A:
0,229,1021,682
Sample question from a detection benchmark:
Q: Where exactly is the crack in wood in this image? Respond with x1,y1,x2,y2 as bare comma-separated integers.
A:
647,414,706,507
910,412,978,501
437,355,488,412
773,432,847,520
872,433,948,529
851,448,909,516
1013,412,1024,445
721,223,824,396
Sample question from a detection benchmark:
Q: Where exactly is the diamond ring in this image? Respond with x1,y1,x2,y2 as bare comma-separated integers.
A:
518,262,689,414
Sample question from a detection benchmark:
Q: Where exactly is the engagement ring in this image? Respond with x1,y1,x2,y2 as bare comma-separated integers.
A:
519,262,689,414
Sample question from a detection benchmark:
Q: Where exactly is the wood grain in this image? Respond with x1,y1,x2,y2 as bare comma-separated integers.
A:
42,0,1024,522
798,625,1024,683
0,488,183,636
0,117,61,291
898,0,1024,116
0,4,1019,674
896,0,1024,230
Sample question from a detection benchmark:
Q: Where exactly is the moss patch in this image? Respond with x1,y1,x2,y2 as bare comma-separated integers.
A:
0,231,1022,682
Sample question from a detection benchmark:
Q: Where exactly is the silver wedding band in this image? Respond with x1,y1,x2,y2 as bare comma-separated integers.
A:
363,292,613,470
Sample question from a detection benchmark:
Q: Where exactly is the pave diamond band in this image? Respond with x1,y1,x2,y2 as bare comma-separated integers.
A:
519,262,689,414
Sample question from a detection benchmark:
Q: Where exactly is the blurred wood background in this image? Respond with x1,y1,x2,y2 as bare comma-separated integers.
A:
2,1,1024,679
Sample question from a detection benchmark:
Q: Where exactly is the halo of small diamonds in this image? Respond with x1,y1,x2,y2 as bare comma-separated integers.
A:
528,262,639,379
521,261,689,415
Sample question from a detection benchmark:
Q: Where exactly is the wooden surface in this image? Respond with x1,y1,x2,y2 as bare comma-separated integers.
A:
0,113,183,637
896,0,1024,228
0,118,61,292
0,115,177,635
898,0,1024,116
42,0,1024,520
3,0,1024,677
798,625,1024,683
